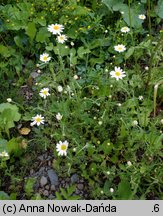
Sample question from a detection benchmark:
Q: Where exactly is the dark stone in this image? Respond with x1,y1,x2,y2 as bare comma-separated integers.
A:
71,174,79,184
77,183,84,190
48,169,59,186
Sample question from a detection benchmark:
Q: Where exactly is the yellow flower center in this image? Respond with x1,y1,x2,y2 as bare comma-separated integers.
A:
118,47,122,50
43,56,48,61
43,90,48,95
35,117,41,123
1,152,6,156
53,25,59,30
61,145,67,151
115,71,121,76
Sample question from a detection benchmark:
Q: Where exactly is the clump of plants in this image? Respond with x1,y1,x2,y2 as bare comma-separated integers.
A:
0,0,163,200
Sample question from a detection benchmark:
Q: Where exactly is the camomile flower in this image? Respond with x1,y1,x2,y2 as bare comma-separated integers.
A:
31,114,44,126
56,140,69,156
138,14,146,20
110,66,126,80
138,95,144,101
127,161,132,166
110,188,114,193
7,98,12,103
40,53,51,63
57,85,63,92
39,88,50,99
121,26,130,33
56,113,63,121
114,44,126,53
0,150,9,157
47,23,64,35
132,120,138,127
57,34,67,44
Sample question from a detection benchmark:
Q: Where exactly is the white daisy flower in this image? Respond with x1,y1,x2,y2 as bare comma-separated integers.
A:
73,75,79,80
110,66,126,80
56,113,63,121
56,140,69,156
138,95,144,101
121,26,130,33
98,121,103,125
39,88,50,99
31,114,44,126
160,119,163,125
138,14,146,20
127,161,132,166
7,98,12,103
114,44,126,53
110,188,114,193
47,23,64,35
40,53,51,63
132,120,138,127
145,66,149,70
57,34,67,44
57,85,63,92
0,150,9,157
70,42,74,46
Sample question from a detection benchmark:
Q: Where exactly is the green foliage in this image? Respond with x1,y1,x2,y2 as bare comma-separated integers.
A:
0,103,21,138
55,185,80,200
0,0,162,200
24,178,36,198
0,191,10,200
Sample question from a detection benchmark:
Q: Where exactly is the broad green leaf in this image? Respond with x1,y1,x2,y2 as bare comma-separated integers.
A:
7,137,23,156
26,22,37,41
0,191,10,200
14,36,24,49
72,5,89,16
77,47,90,59
156,0,163,18
53,44,70,57
0,139,7,152
36,27,51,43
104,180,111,195
46,43,54,51
125,47,135,59
117,178,132,199
102,0,123,12
0,45,12,57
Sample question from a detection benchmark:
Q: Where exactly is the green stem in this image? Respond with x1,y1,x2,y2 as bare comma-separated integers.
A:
128,0,134,46
147,0,152,38
153,81,163,117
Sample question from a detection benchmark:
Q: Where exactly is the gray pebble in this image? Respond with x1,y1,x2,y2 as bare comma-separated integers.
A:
71,174,79,184
38,155,44,161
39,167,45,175
48,169,59,186
51,185,56,191
77,184,84,190
75,189,80,195
30,169,34,175
43,190,49,197
48,194,55,199
45,185,50,190
40,176,48,187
